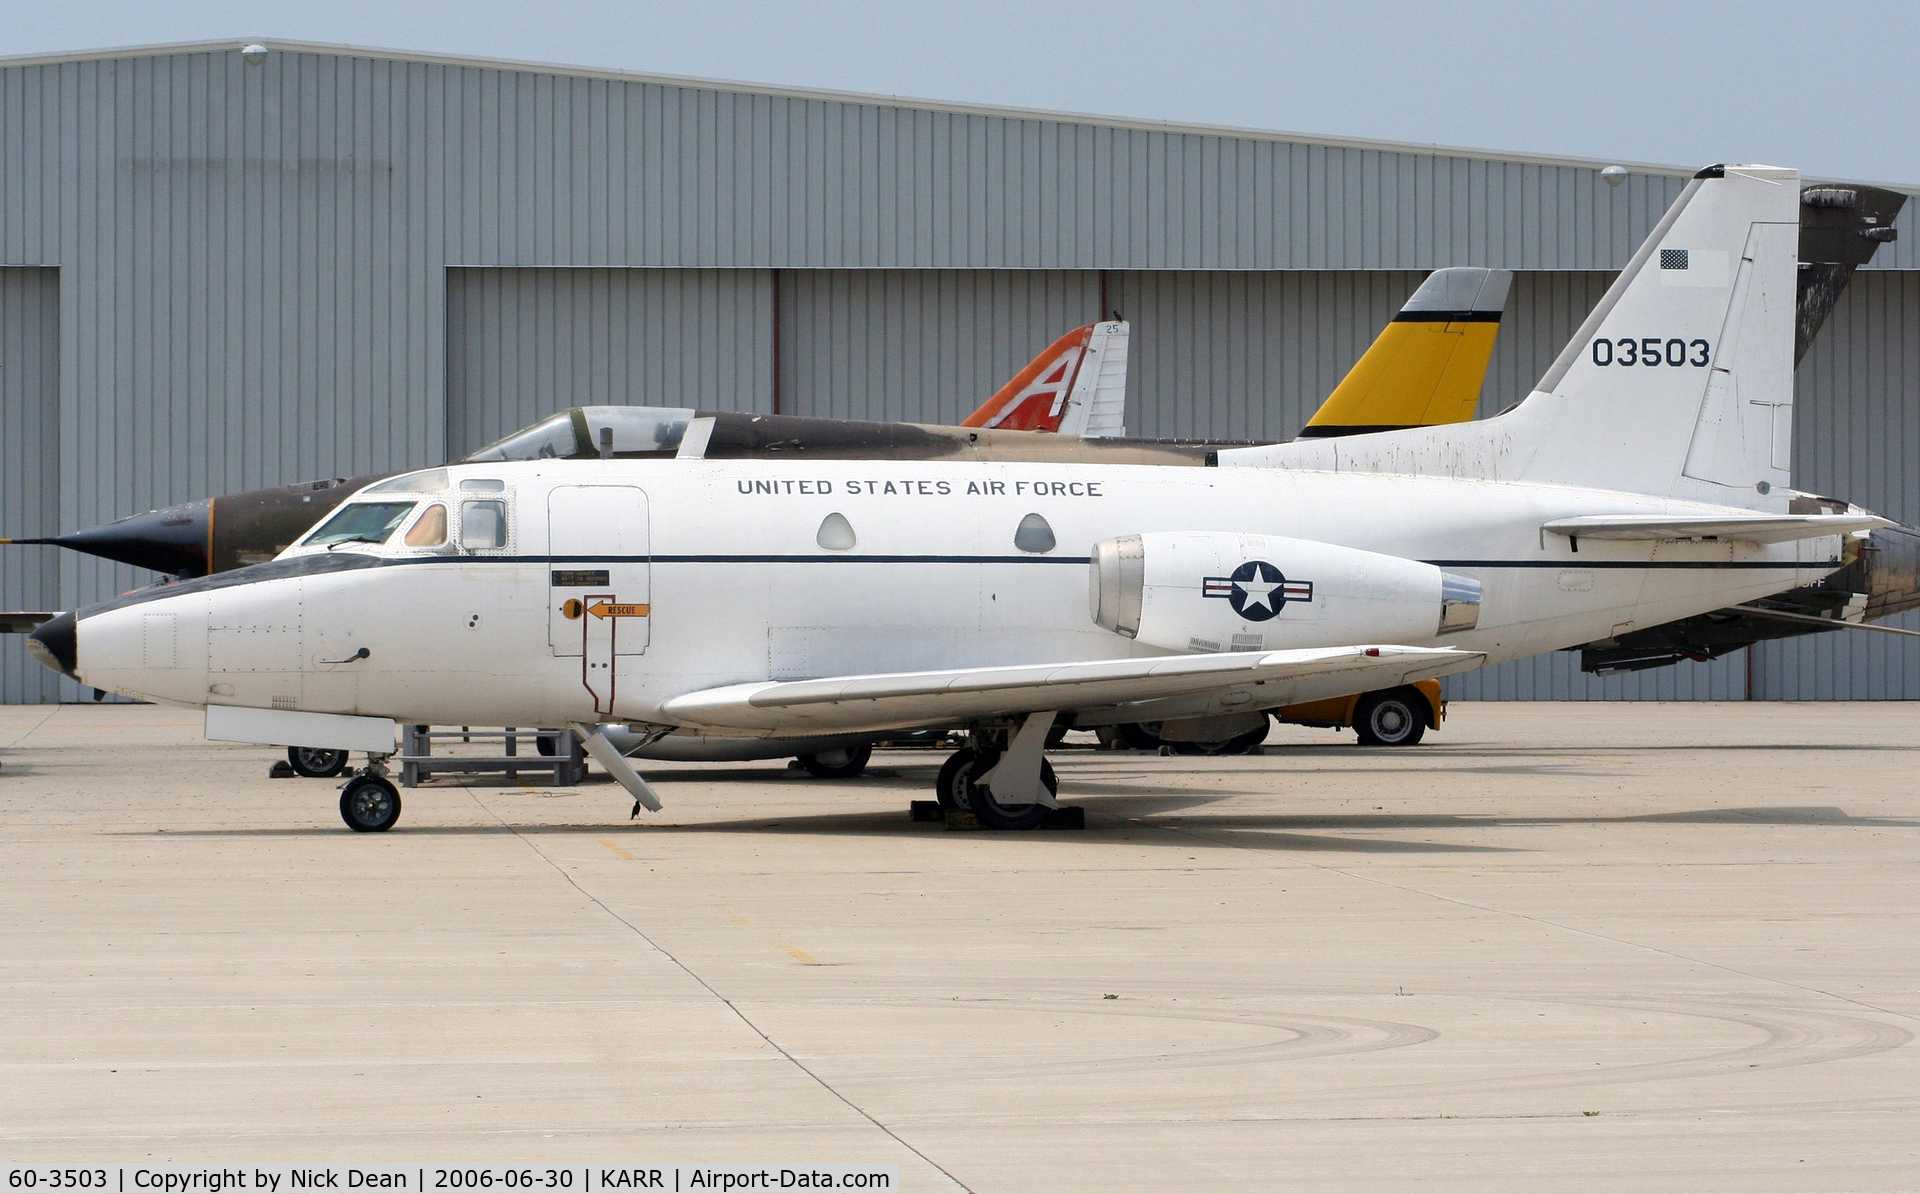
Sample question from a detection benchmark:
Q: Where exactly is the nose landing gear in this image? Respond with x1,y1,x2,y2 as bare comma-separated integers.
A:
339,754,401,832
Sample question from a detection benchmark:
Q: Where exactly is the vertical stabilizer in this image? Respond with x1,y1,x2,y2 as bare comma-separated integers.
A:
1297,268,1512,438
1223,166,1803,508
962,321,1130,436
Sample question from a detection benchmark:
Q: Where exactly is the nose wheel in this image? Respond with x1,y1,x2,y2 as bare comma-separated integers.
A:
339,756,401,832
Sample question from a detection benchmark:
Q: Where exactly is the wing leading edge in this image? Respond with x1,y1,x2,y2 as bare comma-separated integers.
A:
658,645,1483,734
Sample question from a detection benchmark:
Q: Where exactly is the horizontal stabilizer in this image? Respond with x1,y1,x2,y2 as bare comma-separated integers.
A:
660,644,1482,734
1543,513,1890,544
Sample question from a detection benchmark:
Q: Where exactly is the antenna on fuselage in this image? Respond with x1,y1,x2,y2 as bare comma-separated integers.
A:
598,426,613,459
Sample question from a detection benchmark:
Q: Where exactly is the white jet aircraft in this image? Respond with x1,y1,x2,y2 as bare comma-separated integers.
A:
29,165,1890,832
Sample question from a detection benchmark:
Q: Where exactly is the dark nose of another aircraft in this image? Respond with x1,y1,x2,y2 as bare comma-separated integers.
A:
27,611,78,679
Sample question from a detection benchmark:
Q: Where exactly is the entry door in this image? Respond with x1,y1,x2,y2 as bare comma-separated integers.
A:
548,486,650,715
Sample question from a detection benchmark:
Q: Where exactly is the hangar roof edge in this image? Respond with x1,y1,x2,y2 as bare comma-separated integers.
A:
0,37,1713,179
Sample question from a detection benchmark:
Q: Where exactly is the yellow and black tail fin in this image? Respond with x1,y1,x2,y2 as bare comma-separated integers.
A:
1296,268,1511,439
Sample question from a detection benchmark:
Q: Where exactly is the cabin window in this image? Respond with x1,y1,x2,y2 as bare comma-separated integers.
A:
403,503,448,547
460,478,506,492
1013,512,1056,553
816,512,857,551
365,468,449,494
305,501,416,547
460,500,509,549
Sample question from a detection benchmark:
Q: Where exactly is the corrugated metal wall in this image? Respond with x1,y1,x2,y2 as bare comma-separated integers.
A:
777,270,1102,423
1751,272,1920,699
1110,271,1415,441
445,267,773,456
0,268,64,702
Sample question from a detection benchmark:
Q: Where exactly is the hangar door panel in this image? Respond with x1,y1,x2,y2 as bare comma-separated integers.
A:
446,268,774,458
777,270,1102,424
0,268,61,704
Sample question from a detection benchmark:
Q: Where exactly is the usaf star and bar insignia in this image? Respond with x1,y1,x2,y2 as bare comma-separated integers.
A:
1202,559,1313,622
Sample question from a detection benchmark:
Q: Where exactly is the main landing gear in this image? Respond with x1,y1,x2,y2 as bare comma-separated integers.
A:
935,714,1064,830
287,745,351,778
339,754,401,832
797,743,873,779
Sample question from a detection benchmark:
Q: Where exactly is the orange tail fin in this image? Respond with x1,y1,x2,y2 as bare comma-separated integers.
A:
963,325,1096,431
962,321,1129,435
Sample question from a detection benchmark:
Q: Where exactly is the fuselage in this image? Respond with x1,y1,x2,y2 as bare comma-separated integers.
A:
56,456,1841,733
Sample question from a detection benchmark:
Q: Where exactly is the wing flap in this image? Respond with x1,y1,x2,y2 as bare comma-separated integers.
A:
1543,513,1890,544
660,645,1482,733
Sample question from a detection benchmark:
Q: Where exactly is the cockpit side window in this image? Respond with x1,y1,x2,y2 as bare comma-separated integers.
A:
460,500,509,549
403,503,449,547
304,502,417,547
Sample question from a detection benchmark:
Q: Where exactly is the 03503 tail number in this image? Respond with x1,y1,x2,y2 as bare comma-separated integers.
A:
1591,337,1709,367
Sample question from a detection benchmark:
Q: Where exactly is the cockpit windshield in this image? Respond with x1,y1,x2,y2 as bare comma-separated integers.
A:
460,406,698,462
303,501,418,547
463,412,582,462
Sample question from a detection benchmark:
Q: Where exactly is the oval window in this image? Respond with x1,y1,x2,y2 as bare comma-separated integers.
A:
1013,512,1056,553
816,512,857,551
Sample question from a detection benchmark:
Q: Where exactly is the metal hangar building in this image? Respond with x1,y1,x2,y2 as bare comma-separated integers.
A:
2,40,1914,702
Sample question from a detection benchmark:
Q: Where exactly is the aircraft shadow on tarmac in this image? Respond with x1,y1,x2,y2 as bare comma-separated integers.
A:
140,758,1920,851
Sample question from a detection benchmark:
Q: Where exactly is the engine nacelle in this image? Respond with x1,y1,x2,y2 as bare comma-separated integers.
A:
1089,532,1479,653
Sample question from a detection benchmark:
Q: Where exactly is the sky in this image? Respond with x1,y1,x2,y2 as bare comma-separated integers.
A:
1,0,1915,186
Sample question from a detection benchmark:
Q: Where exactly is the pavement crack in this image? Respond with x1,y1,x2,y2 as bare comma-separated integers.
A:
1,703,63,749
460,782,973,1194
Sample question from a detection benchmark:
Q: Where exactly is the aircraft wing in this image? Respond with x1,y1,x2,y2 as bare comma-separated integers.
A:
0,611,56,634
658,644,1482,734
1543,513,1891,544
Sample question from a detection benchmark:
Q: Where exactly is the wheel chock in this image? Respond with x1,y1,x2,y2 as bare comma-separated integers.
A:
944,809,981,831
909,800,942,822
268,760,297,779
1041,805,1086,830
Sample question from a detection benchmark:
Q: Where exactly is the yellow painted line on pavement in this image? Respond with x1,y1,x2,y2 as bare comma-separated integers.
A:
721,907,820,965
598,838,636,860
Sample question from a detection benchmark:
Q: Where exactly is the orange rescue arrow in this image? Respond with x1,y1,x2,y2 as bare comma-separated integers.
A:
588,600,651,619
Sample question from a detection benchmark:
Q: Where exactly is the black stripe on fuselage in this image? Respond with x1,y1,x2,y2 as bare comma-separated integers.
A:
1422,559,1838,570
67,549,1834,621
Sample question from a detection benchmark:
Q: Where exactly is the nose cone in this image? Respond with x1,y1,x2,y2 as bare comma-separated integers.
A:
26,610,78,679
47,502,212,576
